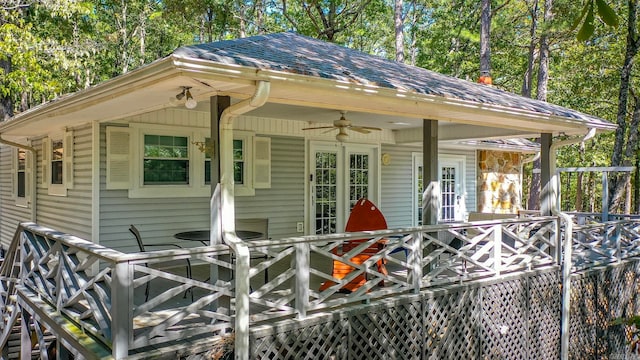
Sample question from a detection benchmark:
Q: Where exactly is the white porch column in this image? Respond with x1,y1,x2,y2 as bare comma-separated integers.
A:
422,119,439,225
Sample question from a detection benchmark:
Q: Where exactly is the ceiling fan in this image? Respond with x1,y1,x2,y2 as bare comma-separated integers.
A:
302,111,382,142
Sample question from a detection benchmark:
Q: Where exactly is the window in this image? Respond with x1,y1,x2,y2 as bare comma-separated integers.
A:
41,132,73,196
114,125,270,198
51,140,64,185
143,135,189,185
234,139,245,184
13,147,31,207
17,149,26,198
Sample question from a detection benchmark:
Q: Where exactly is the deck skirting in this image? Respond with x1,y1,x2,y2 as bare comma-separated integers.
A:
249,266,562,359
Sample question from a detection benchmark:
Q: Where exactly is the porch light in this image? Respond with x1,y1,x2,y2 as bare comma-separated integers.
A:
171,86,198,109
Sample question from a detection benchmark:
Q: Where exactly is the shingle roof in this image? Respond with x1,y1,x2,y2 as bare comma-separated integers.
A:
173,32,613,129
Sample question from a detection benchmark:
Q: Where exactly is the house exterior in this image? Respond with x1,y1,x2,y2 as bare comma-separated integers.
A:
0,32,614,253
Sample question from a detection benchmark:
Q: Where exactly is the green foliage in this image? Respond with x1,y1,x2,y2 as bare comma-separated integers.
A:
574,0,619,41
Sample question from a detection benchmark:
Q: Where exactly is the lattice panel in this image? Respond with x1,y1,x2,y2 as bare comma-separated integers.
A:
250,318,350,359
595,262,640,357
349,300,423,359
569,273,598,359
424,288,480,359
528,271,560,359
480,278,528,360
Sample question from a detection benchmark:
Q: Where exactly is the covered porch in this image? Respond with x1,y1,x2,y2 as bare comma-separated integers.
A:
0,33,629,359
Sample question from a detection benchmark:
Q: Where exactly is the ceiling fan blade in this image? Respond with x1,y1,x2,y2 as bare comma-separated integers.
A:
323,128,338,134
302,126,336,131
350,127,371,134
357,126,383,131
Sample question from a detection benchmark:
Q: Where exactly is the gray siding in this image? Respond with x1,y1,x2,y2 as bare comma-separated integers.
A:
99,131,305,253
0,146,31,248
380,145,414,228
35,125,93,240
236,136,305,238
380,145,477,228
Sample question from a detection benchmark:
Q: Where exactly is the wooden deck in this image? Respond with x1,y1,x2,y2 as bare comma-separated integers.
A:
2,214,640,359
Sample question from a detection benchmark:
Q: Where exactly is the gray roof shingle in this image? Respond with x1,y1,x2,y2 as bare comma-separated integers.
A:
173,32,612,128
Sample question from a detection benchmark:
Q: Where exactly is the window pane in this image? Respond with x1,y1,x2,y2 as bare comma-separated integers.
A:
205,160,211,184
144,159,189,184
17,172,25,197
233,140,243,160
233,139,244,184
51,161,63,184
52,140,63,160
234,162,244,184
143,135,189,185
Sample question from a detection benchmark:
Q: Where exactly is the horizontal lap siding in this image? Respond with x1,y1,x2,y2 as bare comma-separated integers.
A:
235,136,305,239
0,146,31,248
380,145,476,228
100,112,304,252
380,146,415,228
36,125,93,240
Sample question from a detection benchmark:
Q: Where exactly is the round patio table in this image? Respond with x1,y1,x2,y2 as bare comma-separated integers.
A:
174,230,263,244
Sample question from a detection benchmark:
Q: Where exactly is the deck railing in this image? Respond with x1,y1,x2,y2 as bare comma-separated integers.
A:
243,216,559,323
0,215,581,358
567,215,640,270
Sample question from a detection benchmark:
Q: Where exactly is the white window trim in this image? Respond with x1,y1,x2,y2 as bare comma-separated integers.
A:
13,147,31,207
233,130,254,197
43,132,72,197
126,124,259,198
129,124,209,198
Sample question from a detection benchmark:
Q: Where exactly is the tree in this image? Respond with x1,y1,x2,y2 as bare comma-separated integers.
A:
609,0,640,213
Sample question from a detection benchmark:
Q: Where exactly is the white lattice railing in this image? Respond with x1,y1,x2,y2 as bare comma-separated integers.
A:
1,216,562,358
243,216,560,323
570,219,640,270
2,222,237,359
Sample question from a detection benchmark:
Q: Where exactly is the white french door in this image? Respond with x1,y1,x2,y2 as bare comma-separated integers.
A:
413,154,465,224
309,142,378,235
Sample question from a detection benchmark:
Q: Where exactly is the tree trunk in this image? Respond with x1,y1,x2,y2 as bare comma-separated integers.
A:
610,91,640,211
479,0,491,80
0,57,13,121
536,0,552,102
522,0,539,98
610,0,640,212
394,0,405,63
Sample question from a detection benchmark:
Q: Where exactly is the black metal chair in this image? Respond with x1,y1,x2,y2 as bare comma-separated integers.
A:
129,225,193,302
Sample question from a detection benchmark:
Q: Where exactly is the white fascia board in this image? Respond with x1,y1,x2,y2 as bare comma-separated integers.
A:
173,57,616,133
0,58,180,133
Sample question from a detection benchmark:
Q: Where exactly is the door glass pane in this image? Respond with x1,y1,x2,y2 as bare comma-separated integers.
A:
441,166,456,222
349,153,369,210
315,152,337,234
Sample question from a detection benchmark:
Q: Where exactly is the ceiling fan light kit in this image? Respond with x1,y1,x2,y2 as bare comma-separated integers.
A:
302,111,382,142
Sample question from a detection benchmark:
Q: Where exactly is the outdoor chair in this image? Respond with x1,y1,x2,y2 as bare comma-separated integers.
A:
129,225,193,302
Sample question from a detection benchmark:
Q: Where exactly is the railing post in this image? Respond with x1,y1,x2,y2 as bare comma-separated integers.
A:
555,218,562,265
409,231,423,293
234,245,251,360
614,223,622,262
294,243,310,319
493,225,502,276
111,261,131,359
